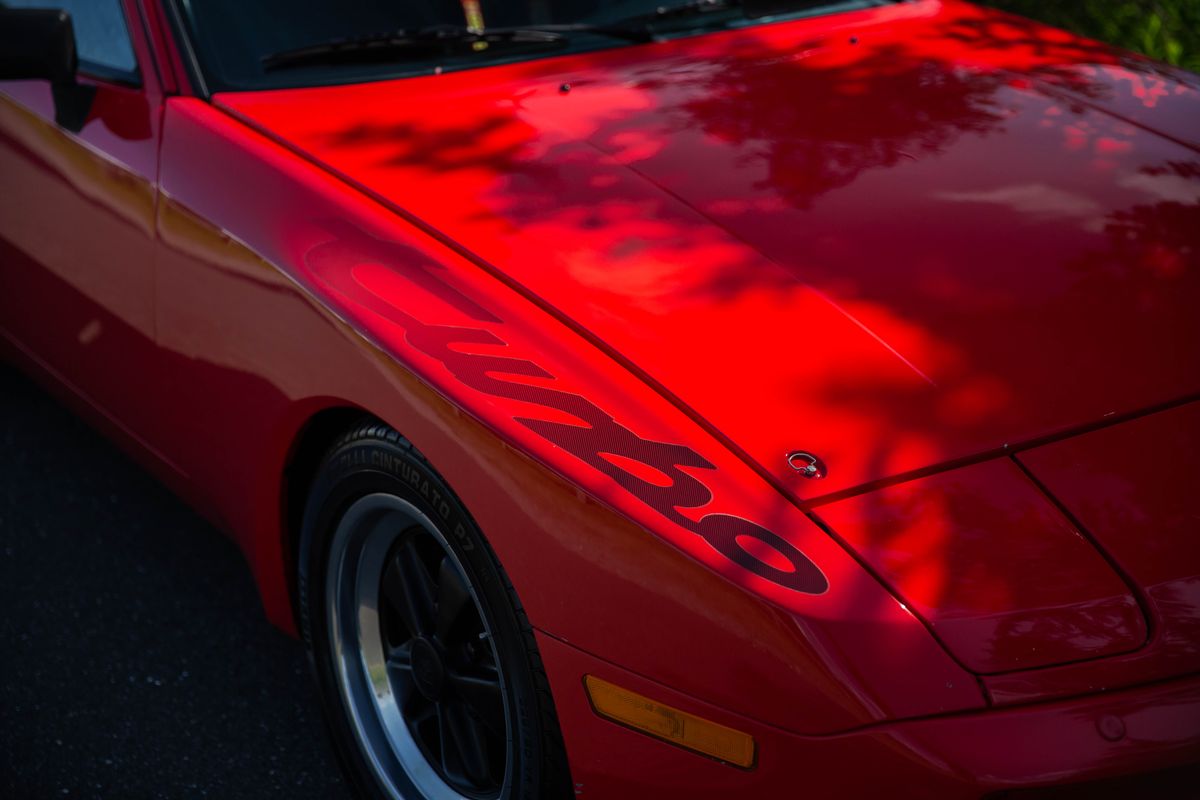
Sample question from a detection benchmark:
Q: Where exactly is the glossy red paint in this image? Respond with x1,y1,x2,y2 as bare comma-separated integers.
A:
1022,403,1200,643
0,0,166,474
2,0,1199,795
539,632,1200,799
989,401,1200,704
814,458,1147,674
216,0,1200,508
152,95,981,735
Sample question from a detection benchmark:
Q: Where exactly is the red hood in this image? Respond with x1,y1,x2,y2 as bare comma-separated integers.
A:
218,0,1200,501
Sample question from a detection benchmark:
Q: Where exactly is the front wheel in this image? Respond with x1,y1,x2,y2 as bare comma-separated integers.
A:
298,421,571,800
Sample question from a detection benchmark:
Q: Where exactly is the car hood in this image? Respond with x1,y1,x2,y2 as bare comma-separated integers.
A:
217,0,1200,501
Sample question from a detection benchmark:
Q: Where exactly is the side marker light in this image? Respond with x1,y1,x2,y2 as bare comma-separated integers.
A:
583,675,756,769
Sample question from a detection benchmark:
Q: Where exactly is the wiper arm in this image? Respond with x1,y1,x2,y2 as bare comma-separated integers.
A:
262,4,748,72
264,1,753,71
607,0,890,27
499,1,743,46
263,1,881,72
633,0,742,22
600,0,743,30
263,25,574,72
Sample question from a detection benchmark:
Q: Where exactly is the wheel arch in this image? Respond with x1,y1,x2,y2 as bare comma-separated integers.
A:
275,402,376,632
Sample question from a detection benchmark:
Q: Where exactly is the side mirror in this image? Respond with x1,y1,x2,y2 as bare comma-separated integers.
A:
0,8,78,83
0,8,95,132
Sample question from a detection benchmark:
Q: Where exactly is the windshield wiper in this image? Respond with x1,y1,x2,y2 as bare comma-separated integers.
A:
262,3,749,72
262,2,887,74
623,0,742,23
262,20,674,72
564,0,742,38
263,25,579,71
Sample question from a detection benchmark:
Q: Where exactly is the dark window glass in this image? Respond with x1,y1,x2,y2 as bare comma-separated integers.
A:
173,0,892,92
4,0,139,79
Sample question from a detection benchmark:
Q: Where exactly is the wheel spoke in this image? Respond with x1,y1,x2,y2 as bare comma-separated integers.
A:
435,557,472,643
443,701,493,788
381,540,436,636
333,493,511,797
448,669,505,735
406,695,437,726
386,642,413,669
435,704,462,784
385,642,414,689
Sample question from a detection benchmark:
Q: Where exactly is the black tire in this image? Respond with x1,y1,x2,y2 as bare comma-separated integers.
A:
297,420,572,800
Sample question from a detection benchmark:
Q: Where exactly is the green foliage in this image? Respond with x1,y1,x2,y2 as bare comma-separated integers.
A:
979,0,1200,72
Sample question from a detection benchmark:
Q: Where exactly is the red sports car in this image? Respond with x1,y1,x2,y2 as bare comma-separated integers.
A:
2,1,1198,797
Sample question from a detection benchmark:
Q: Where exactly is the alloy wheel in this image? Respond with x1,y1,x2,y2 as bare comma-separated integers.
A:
326,493,511,800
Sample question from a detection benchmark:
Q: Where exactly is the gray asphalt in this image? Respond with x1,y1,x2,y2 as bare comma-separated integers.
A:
0,364,352,800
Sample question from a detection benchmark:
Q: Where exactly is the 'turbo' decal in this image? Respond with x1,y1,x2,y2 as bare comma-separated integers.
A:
306,221,828,595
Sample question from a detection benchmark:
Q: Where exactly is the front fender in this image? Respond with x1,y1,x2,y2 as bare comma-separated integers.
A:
157,95,984,735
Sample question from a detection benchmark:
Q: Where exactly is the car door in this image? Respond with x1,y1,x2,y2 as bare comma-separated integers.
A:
0,0,171,463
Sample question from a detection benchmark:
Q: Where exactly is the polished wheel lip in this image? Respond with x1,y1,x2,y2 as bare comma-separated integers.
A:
326,493,512,800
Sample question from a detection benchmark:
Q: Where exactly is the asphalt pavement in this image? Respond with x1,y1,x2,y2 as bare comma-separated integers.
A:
0,364,352,799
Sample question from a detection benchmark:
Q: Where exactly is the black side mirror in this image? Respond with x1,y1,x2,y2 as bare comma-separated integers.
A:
0,8,95,132
0,8,78,83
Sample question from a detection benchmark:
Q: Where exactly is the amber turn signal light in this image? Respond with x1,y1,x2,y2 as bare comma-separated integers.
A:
582,675,756,769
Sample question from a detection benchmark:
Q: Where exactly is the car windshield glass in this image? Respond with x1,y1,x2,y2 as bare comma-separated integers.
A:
173,0,896,92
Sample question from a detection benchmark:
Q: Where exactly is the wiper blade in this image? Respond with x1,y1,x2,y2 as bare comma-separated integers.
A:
635,0,742,22
263,25,573,71
261,4,748,72
571,0,742,42
489,2,746,42
487,2,744,47
601,0,743,30
262,2,881,72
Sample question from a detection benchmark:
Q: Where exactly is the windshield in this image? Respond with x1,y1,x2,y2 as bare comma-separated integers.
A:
172,0,896,92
